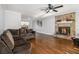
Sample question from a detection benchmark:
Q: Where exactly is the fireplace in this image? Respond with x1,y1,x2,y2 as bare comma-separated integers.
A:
56,27,70,35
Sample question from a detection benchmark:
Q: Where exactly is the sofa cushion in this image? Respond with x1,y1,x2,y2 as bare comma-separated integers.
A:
14,39,26,47
0,38,12,54
19,27,27,35
13,42,32,54
2,30,14,50
9,29,19,36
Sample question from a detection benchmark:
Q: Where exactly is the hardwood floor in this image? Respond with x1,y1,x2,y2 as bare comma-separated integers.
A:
31,33,79,54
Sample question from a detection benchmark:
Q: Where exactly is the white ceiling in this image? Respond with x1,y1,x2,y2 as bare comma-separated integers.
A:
3,4,79,18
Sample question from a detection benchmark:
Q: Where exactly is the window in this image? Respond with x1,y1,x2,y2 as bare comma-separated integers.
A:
21,21,29,27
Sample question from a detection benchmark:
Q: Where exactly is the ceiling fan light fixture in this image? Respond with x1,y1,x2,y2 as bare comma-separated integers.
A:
40,4,63,13
50,10,52,12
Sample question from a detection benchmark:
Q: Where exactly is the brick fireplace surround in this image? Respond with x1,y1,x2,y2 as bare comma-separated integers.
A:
54,12,75,40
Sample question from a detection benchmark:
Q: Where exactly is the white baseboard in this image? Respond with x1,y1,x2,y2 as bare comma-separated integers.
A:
36,31,54,36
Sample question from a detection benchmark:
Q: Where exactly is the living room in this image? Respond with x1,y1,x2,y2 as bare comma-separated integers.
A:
0,4,79,54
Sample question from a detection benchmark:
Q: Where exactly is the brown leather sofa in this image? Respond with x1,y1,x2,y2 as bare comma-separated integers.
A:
1,30,32,54
19,27,35,41
9,28,35,41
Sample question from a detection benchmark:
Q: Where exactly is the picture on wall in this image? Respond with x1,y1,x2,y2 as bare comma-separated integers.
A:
37,20,42,27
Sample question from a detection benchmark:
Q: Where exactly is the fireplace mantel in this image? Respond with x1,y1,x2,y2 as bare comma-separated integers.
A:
57,21,73,24
56,23,71,27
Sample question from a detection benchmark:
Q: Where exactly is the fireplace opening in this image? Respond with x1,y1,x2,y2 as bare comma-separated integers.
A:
56,27,70,35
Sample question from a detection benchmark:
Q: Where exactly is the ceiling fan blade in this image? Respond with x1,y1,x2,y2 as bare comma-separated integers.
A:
54,5,63,9
46,10,50,13
53,9,58,12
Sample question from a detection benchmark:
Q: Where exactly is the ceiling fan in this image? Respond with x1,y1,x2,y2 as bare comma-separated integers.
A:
41,4,63,13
